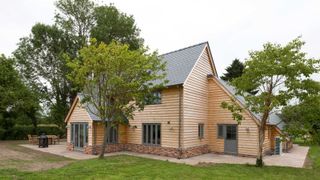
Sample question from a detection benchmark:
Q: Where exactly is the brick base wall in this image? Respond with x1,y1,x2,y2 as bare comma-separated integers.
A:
180,145,210,158
125,144,180,158
72,143,210,159
66,143,74,151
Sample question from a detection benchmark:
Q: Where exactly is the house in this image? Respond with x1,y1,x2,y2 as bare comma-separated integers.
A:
64,42,291,158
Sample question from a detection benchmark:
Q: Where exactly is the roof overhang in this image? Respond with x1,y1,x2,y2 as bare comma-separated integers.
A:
64,96,80,123
209,76,261,127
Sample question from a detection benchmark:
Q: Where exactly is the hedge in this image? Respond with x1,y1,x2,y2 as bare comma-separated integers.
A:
0,125,65,140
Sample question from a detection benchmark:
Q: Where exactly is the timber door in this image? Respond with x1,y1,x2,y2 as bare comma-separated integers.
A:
224,125,238,155
71,123,88,150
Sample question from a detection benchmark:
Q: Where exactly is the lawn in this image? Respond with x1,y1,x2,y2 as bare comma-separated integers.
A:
0,142,319,180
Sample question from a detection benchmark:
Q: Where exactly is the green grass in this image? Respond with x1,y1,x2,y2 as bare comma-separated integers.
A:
0,145,320,179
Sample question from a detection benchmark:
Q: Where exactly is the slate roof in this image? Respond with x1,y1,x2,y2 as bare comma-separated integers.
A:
78,94,101,121
76,42,208,121
158,42,208,86
215,77,285,130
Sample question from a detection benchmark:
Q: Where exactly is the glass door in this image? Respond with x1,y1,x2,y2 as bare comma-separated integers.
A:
224,125,238,155
72,123,88,150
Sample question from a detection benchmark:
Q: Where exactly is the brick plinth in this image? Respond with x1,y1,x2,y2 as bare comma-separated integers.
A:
125,144,180,158
75,143,210,158
180,145,210,158
66,142,74,151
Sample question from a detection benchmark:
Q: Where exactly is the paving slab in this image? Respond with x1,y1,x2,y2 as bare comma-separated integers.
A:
110,144,309,168
20,143,97,160
263,144,309,168
21,143,309,168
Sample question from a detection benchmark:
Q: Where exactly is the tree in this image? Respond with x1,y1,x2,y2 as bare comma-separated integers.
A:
67,40,166,158
14,23,78,128
91,4,143,50
221,59,258,95
221,37,320,167
282,94,320,144
221,59,244,82
14,0,146,128
0,55,40,136
55,0,95,47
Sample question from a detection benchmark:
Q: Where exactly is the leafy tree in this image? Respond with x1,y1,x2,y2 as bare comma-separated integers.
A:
14,23,78,128
0,55,40,136
282,94,320,144
67,40,166,158
221,37,320,167
14,0,145,128
91,4,143,50
55,0,95,47
221,59,244,82
221,59,258,95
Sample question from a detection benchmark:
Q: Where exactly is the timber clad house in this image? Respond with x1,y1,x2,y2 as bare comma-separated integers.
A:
65,42,292,158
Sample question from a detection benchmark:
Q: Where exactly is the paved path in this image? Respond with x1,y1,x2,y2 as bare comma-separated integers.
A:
21,143,96,160
263,144,309,168
115,145,308,168
21,143,309,168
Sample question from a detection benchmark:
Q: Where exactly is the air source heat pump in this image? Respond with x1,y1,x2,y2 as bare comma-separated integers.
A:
274,137,282,155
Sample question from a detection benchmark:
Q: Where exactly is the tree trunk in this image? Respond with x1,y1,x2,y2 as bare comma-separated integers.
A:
256,124,265,167
256,111,268,167
99,120,111,159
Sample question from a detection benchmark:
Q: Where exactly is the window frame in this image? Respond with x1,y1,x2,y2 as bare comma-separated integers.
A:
142,123,161,146
217,124,224,139
145,91,162,105
106,125,118,144
198,123,204,139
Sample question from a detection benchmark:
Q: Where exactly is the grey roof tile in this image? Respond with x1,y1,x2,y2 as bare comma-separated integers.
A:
159,42,207,86
76,42,208,121
215,77,285,130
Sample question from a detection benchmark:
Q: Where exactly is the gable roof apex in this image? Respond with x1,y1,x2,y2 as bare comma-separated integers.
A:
159,41,208,57
159,42,213,86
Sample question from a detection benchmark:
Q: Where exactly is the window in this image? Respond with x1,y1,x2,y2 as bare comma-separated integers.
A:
143,123,161,145
145,91,161,105
106,125,118,144
198,123,204,139
226,125,237,140
218,125,224,139
71,124,74,143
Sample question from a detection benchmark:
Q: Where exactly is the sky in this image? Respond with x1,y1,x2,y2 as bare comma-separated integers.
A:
0,0,319,77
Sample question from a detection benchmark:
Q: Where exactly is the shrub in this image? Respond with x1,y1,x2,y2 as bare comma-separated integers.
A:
0,128,5,140
1,125,65,140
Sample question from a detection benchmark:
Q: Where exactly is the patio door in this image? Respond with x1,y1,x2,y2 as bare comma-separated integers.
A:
224,125,238,155
71,123,88,150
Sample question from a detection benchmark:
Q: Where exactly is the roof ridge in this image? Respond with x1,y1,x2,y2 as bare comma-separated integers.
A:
159,41,208,56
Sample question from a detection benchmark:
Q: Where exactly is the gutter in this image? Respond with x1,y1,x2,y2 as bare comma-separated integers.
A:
178,85,183,159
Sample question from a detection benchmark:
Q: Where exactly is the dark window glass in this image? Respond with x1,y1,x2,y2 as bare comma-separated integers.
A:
143,123,161,145
218,125,224,139
85,124,88,144
80,124,84,147
143,124,146,143
145,91,162,105
226,126,237,140
71,124,74,143
75,124,79,146
157,124,161,145
106,125,118,144
148,125,151,144
198,123,204,139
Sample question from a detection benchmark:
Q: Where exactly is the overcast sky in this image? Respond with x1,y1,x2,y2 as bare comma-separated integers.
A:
0,0,319,77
